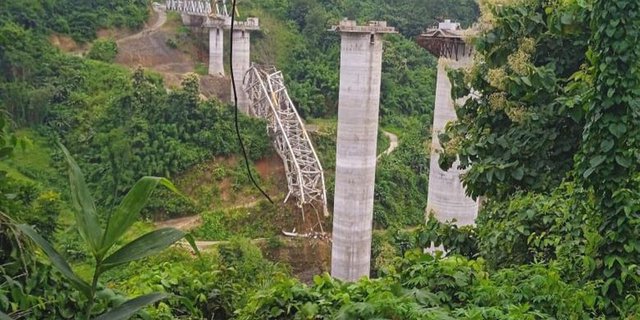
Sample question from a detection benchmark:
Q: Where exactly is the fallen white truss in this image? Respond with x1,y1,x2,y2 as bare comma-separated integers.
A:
243,65,329,216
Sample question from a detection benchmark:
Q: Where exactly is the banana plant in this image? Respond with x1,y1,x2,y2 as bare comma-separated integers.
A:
15,143,198,320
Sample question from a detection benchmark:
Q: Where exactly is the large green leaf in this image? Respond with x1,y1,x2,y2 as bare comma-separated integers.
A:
93,293,168,320
183,233,201,256
100,228,185,271
15,224,92,298
58,142,102,254
100,177,179,257
0,310,11,320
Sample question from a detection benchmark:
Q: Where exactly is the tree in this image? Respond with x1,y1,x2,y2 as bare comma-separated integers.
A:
438,0,590,200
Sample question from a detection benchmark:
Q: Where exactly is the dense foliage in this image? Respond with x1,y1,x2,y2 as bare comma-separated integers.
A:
5,0,640,318
16,144,196,319
0,0,148,42
57,69,270,207
439,0,590,199
439,0,640,316
238,252,597,319
575,0,640,310
374,117,430,228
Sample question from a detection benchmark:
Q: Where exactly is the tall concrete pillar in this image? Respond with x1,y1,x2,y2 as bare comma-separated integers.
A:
230,18,259,113
331,20,396,282
209,26,224,75
426,57,478,226
231,29,250,112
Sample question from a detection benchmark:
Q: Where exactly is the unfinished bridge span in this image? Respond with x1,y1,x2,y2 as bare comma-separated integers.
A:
243,65,328,217
165,0,220,17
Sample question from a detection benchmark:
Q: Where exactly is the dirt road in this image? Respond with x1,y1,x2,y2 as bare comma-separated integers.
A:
378,130,399,159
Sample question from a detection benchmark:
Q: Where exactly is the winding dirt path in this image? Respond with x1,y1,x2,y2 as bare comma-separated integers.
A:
158,129,399,249
116,3,167,45
378,130,399,159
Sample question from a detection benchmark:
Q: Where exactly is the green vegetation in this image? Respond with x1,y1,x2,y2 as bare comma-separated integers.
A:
437,0,640,316
87,39,118,63
239,253,596,319
576,0,640,310
17,144,196,319
375,117,430,228
3,0,640,318
0,0,148,42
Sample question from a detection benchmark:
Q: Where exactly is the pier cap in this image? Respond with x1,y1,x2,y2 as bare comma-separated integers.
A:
331,19,396,33
203,16,260,30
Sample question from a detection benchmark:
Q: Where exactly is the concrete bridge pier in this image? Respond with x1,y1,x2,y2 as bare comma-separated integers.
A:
417,20,478,226
426,57,477,226
181,13,192,25
330,20,396,282
208,26,225,75
180,13,204,27
230,18,259,113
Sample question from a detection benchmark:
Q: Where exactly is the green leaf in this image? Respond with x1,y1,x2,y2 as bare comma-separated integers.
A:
582,167,596,179
15,224,92,298
511,167,524,181
101,228,185,271
589,155,606,168
183,233,201,256
58,142,102,254
560,13,573,25
93,293,168,320
100,177,180,256
608,123,627,138
615,155,631,168
600,139,615,152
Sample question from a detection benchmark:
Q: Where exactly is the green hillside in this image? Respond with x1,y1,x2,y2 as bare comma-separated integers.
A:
3,0,640,318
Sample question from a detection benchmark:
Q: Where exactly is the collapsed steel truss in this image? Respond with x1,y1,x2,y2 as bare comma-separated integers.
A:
243,65,328,216
165,0,228,17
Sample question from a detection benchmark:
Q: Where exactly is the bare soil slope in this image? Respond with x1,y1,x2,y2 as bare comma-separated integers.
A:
115,6,229,100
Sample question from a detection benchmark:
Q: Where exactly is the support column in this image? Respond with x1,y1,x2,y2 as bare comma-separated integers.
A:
426,56,478,226
209,26,224,75
231,29,250,112
230,18,259,113
180,13,192,26
331,20,396,282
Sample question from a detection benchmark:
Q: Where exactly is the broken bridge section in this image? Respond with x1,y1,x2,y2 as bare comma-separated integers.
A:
165,0,215,17
243,65,328,217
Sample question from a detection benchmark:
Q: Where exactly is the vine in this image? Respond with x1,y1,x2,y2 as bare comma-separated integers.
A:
576,0,640,309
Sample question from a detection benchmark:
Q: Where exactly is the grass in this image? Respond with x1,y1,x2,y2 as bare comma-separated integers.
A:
194,62,208,75
0,130,58,183
192,201,283,241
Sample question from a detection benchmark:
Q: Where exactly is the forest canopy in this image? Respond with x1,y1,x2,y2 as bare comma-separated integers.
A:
2,0,640,319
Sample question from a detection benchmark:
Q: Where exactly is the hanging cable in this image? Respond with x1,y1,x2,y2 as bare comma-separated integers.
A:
229,0,274,204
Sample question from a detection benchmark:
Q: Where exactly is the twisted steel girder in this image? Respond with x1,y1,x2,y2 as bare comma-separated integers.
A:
243,65,329,216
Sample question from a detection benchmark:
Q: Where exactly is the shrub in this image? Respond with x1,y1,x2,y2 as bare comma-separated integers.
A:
475,181,598,280
239,252,598,319
87,38,118,63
